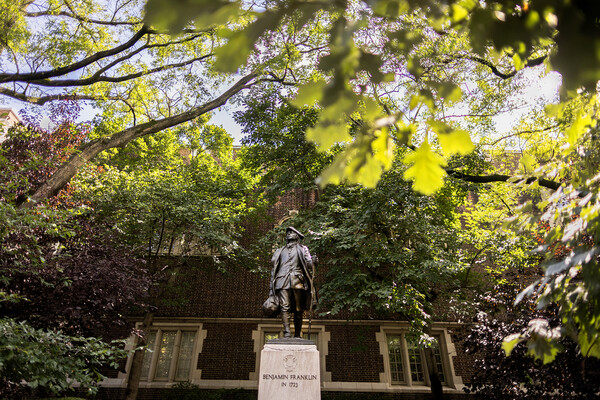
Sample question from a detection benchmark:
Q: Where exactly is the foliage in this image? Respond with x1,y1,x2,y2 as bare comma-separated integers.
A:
144,0,599,193
499,94,600,361
161,382,256,400
236,90,335,196
0,105,150,336
0,0,263,202
462,274,600,399
73,127,255,260
260,155,466,330
0,101,88,205
0,105,147,397
3,0,600,377
0,203,150,336
0,318,127,398
459,181,540,287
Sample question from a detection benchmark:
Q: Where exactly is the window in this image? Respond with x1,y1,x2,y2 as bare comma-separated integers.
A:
382,331,451,387
140,329,198,382
263,331,281,345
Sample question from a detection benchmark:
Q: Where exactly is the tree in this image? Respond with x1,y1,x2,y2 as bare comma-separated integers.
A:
145,0,600,362
0,318,127,399
0,105,151,336
70,122,256,400
462,274,600,399
239,117,466,397
144,0,599,191
235,90,335,198
0,0,267,204
5,0,600,368
0,110,151,397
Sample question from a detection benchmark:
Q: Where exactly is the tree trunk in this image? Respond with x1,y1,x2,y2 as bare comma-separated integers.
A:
423,325,444,400
19,72,258,206
123,311,154,400
424,346,444,399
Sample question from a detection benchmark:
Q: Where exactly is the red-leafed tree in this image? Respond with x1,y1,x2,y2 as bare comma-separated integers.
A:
0,103,151,397
1,101,150,337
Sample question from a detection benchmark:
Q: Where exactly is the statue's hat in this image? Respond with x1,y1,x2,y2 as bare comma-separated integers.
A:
286,226,304,240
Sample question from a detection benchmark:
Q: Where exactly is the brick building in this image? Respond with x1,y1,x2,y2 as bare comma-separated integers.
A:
99,189,474,399
0,108,21,142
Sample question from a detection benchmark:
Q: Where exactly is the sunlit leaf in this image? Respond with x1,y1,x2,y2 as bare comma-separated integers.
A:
526,337,561,364
306,122,351,150
502,333,522,356
403,141,447,195
513,53,524,70
579,329,600,358
436,129,474,156
450,4,469,23
145,0,240,32
214,10,284,72
519,153,536,173
438,82,463,103
565,109,592,146
291,80,327,107
317,129,394,188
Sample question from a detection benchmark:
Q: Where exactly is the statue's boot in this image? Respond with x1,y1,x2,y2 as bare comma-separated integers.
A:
282,312,292,338
293,313,303,338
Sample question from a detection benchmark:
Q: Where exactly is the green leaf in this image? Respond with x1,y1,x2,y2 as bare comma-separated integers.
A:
450,3,469,23
144,0,240,32
371,0,410,17
214,10,284,72
438,82,463,103
409,95,420,111
565,109,592,146
436,129,474,156
579,328,600,358
403,141,447,195
513,53,524,71
317,129,394,188
291,80,327,107
519,153,536,173
526,337,561,364
372,127,393,171
502,333,523,356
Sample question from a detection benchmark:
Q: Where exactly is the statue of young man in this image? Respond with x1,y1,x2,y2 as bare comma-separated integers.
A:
269,227,317,338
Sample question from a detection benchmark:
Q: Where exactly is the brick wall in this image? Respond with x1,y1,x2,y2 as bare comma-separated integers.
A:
448,327,475,385
197,322,257,380
326,324,384,382
155,259,269,319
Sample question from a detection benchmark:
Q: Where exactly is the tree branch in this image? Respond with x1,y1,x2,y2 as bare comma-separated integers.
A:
0,87,122,105
91,33,204,78
0,26,150,83
28,54,214,87
25,10,140,25
446,169,560,191
23,72,259,205
446,54,548,80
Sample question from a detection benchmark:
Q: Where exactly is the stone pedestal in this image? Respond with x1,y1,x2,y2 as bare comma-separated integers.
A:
258,338,321,400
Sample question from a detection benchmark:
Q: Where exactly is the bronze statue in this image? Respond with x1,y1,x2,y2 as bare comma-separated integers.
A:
267,227,317,338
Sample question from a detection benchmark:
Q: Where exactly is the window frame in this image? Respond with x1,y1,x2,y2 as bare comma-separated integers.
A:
377,326,462,390
129,322,206,385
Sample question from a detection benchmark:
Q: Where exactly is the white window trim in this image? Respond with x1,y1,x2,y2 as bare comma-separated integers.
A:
123,322,207,387
376,326,463,390
250,323,331,383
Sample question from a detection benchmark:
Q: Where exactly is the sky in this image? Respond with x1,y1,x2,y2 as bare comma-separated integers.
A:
1,97,247,144
1,67,562,147
212,108,244,144
491,70,561,133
